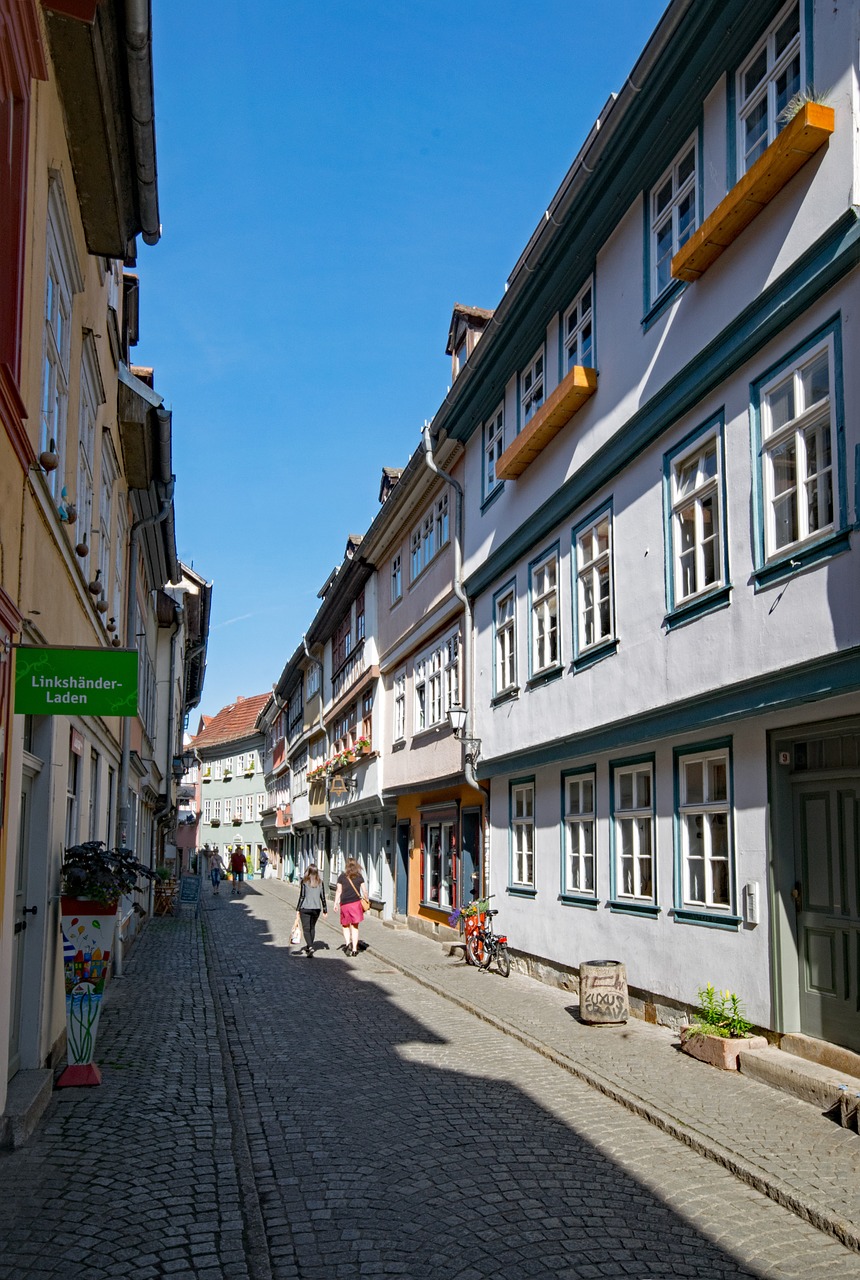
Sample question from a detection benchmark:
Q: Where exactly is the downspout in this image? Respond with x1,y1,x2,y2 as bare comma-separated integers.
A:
421,427,478,794
117,485,173,849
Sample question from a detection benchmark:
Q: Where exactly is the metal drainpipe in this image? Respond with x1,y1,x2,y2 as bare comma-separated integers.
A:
117,493,172,850
421,427,479,794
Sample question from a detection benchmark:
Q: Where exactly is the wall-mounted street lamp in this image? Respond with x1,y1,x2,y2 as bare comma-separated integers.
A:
447,703,481,767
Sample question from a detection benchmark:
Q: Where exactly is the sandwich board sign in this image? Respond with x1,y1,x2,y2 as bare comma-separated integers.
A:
14,646,138,717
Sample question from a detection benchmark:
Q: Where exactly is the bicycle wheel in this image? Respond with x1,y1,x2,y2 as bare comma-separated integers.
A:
465,933,485,967
495,942,511,978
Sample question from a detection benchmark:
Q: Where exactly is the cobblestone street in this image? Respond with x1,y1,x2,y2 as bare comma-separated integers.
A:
1,884,859,1280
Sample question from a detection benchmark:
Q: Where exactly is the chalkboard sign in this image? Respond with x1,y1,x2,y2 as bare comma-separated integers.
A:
178,875,202,911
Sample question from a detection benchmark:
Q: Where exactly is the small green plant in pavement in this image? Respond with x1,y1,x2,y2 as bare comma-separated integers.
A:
688,983,752,1040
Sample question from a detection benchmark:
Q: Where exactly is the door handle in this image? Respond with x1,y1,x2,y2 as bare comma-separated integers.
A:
23,905,37,916
790,883,802,910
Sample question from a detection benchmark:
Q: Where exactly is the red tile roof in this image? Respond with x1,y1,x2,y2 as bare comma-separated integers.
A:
192,693,269,750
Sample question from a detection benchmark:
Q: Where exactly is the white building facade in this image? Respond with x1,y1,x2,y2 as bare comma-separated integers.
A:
433,0,860,1048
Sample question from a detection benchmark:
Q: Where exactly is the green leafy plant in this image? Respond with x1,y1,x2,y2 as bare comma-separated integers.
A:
688,983,752,1040
61,840,156,907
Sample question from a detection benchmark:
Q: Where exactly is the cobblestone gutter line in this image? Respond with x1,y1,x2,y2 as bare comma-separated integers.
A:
201,917,284,1280
265,882,860,1257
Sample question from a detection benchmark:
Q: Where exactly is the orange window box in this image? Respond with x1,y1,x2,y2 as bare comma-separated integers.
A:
672,103,834,284
496,364,598,481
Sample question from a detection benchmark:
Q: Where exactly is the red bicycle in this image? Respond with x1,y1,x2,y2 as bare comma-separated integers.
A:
466,906,511,978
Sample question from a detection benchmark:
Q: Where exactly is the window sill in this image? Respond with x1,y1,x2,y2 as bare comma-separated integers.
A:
481,483,505,515
507,885,537,899
608,899,660,918
391,739,406,753
753,528,850,589
419,900,455,914
559,894,599,910
642,278,687,332
664,584,731,632
572,638,618,672
526,666,564,690
496,364,598,481
491,686,520,707
412,724,448,744
673,907,741,931
672,103,835,284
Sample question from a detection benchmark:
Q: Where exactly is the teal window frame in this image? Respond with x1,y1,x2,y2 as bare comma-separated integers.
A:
662,413,732,630
559,273,596,384
560,765,599,907
492,577,518,701
749,316,848,588
482,401,506,510
673,737,741,930
527,541,562,683
642,123,703,329
508,775,537,897
609,753,659,917
571,500,617,669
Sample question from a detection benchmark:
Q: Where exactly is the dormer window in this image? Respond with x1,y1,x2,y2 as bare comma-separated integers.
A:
446,303,494,385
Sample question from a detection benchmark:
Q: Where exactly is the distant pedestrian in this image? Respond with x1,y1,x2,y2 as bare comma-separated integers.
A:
230,846,247,894
332,857,367,956
259,848,269,880
209,849,225,894
293,864,328,957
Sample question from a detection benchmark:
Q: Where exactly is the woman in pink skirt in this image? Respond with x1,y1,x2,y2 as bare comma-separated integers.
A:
332,856,367,956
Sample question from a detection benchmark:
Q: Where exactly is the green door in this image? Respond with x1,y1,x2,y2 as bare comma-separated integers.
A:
793,777,860,1051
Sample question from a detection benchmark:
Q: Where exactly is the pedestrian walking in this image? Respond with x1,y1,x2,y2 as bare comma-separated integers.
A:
332,857,368,956
292,864,328,957
209,848,225,894
230,845,247,894
259,848,269,880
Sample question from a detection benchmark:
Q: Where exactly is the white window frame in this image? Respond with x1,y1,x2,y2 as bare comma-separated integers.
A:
530,548,559,676
435,492,449,549
613,763,655,903
306,663,321,699
391,551,402,604
484,403,505,499
678,747,733,912
650,136,697,301
256,793,265,820
575,511,614,654
213,798,222,822
410,527,422,581
669,430,724,605
511,781,535,889
203,798,211,824
244,794,253,822
41,176,81,499
761,338,834,559
564,771,596,898
494,585,516,695
736,1,801,175
423,819,455,908
563,277,594,373
520,347,545,427
413,629,460,732
98,435,117,596
224,797,233,823
394,669,406,742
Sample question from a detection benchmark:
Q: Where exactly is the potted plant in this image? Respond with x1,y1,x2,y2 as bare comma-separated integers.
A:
59,842,155,1087
210,817,221,828
680,984,768,1071
356,736,371,755
202,767,211,783
232,816,241,825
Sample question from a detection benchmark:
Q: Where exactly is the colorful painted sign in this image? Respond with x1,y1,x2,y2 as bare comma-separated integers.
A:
14,646,138,716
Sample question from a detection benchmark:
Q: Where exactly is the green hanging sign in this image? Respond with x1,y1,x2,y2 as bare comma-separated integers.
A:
14,646,138,717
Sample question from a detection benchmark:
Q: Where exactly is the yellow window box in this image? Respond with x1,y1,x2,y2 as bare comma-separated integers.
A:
496,364,598,481
672,103,834,284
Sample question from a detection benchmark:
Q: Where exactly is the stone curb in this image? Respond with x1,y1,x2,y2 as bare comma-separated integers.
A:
268,883,860,1257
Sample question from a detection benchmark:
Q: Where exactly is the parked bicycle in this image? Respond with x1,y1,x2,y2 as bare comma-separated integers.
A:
465,908,511,978
449,896,493,968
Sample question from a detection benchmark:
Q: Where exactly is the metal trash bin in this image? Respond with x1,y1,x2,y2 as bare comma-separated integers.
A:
579,959,629,1024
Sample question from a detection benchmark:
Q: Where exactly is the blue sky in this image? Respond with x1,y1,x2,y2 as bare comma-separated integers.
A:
139,0,667,719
